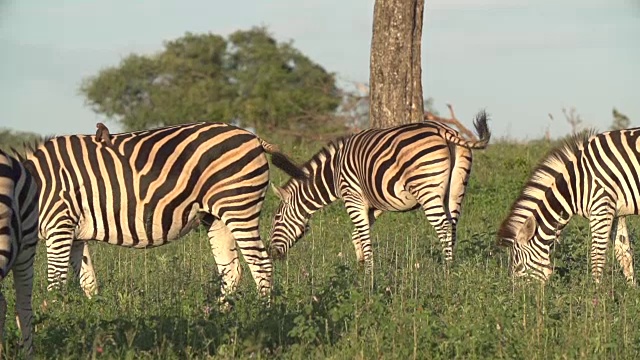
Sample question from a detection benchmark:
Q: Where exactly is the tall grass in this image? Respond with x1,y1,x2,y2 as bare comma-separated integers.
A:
2,139,640,359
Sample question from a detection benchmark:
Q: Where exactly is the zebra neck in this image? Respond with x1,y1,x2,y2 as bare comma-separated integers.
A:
291,178,338,216
518,199,572,240
294,144,341,213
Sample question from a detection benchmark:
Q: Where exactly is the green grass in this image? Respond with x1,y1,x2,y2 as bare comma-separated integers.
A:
3,138,640,359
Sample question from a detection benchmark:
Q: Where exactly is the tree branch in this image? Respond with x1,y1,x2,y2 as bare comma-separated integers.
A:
424,103,477,140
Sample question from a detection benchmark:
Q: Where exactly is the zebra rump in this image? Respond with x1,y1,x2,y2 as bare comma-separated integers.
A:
0,150,38,357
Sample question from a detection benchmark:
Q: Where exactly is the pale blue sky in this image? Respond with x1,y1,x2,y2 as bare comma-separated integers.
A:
1,0,638,139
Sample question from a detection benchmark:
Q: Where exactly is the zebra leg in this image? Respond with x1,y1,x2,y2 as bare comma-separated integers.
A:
350,209,383,264
70,241,98,298
589,208,615,284
350,229,363,263
612,217,635,285
446,146,472,256
413,190,453,261
344,196,374,271
45,234,74,292
224,219,273,298
207,219,243,303
12,242,35,358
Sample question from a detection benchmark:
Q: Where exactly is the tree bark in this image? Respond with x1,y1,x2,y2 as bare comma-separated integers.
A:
369,0,425,128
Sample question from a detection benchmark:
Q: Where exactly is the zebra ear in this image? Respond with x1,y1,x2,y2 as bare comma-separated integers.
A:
271,183,290,202
516,216,537,245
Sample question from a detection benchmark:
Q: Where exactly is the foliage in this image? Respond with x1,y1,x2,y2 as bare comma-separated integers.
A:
611,108,631,131
0,128,43,153
80,27,342,135
3,139,640,358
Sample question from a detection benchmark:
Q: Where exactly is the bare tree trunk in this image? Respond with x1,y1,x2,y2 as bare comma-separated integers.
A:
369,0,425,128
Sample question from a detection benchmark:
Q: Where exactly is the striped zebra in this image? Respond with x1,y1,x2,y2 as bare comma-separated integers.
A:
14,122,305,302
0,150,38,357
269,112,491,268
498,129,637,284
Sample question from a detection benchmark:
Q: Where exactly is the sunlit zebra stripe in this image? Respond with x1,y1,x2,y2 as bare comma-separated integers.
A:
0,149,38,357
269,111,491,269
499,129,640,284
15,122,304,302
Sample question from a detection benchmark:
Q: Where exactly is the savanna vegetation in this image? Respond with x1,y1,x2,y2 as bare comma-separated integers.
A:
1,13,635,358
1,137,639,359
79,27,345,138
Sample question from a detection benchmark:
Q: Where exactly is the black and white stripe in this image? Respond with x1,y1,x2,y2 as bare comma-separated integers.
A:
498,129,638,284
15,122,304,301
269,112,491,269
0,150,38,357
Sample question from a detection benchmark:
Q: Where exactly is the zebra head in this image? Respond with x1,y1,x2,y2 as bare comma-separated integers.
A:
269,184,311,259
498,215,553,282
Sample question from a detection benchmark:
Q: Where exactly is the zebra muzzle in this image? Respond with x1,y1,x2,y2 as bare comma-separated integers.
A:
269,244,288,260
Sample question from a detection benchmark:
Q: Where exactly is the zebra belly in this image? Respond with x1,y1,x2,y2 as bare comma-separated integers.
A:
370,188,418,212
74,203,203,248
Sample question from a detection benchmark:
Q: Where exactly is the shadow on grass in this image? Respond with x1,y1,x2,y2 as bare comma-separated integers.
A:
34,263,360,358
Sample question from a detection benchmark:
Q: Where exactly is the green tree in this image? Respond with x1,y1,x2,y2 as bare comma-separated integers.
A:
227,27,342,133
0,128,43,153
611,108,630,131
80,27,341,134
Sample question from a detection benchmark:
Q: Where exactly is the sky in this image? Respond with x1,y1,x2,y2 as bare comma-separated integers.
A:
0,0,638,140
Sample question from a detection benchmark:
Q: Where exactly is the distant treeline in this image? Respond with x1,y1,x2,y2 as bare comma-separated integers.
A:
0,128,43,153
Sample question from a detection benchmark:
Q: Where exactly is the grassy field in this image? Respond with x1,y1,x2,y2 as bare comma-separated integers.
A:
3,138,640,359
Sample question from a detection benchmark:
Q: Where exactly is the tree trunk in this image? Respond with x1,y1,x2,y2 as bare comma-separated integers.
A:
369,0,425,128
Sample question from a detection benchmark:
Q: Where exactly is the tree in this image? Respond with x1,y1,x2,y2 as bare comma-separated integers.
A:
338,81,438,132
369,0,425,128
611,108,630,131
80,27,342,134
227,28,342,134
0,128,42,153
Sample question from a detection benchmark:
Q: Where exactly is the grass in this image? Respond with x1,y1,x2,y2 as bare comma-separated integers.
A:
3,138,640,359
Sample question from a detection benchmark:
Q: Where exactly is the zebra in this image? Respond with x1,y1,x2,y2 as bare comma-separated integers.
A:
0,150,38,358
497,129,637,284
13,122,305,302
269,111,491,269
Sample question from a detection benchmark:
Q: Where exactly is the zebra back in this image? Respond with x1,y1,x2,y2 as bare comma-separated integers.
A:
19,122,299,247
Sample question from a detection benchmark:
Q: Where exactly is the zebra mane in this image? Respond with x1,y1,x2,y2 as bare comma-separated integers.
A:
497,129,598,242
284,136,350,188
10,135,55,163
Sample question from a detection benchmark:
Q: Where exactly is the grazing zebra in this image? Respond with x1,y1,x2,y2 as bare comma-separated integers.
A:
0,150,38,357
498,129,637,284
269,111,491,269
14,122,305,302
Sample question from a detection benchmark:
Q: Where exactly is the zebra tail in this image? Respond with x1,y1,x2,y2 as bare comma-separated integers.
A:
447,110,491,149
259,139,308,180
